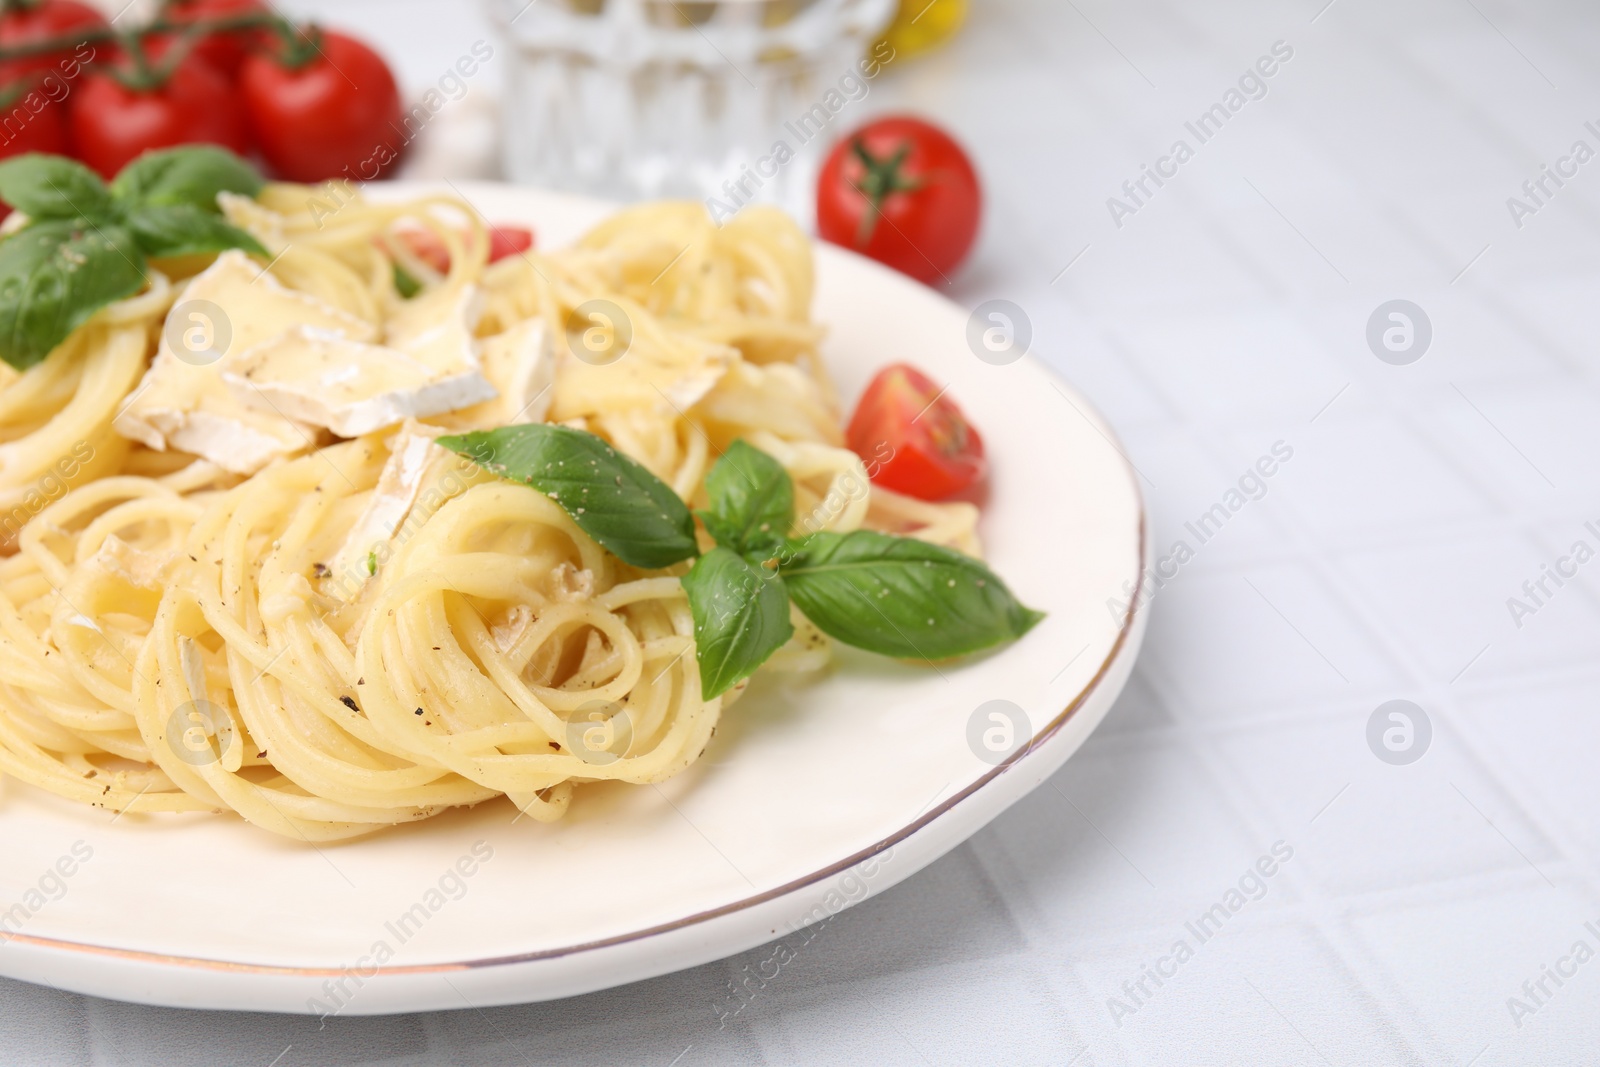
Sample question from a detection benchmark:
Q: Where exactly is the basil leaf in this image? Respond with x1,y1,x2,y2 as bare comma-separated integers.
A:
439,424,699,569
681,547,794,699
780,531,1044,661
393,262,421,299
109,146,263,214
125,204,267,259
698,439,792,557
0,219,146,371
0,155,112,221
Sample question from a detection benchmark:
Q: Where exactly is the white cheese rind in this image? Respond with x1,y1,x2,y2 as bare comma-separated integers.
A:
325,422,450,601
221,327,497,438
114,251,376,473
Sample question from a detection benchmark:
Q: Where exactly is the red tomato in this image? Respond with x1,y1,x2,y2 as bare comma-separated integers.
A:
156,0,270,77
847,363,986,500
489,224,534,262
0,0,106,84
396,228,449,273
70,45,249,178
0,82,68,220
817,115,982,285
239,29,403,183
396,225,535,273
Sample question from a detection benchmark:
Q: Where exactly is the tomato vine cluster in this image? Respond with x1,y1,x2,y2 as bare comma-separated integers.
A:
0,0,403,204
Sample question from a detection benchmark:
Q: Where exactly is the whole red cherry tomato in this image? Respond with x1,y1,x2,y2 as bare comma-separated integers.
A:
69,42,249,178
0,80,68,219
155,0,270,78
0,0,106,85
817,115,982,285
239,28,402,183
847,363,986,500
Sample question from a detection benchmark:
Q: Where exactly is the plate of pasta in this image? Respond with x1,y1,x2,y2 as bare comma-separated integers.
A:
0,148,1146,1014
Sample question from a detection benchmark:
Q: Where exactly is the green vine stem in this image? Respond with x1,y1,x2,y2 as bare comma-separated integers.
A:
0,12,289,65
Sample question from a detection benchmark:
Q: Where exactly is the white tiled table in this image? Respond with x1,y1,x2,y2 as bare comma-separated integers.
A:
10,0,1600,1062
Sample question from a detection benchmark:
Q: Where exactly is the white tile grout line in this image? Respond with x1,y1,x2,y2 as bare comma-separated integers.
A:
1123,377,1600,1058
1049,38,1600,1050
1024,99,1589,1067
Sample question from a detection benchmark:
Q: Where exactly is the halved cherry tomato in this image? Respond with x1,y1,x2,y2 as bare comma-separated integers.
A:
489,225,534,262
239,28,402,183
155,0,271,78
395,224,535,272
70,41,249,178
395,229,449,273
847,363,986,500
0,0,106,85
817,115,981,285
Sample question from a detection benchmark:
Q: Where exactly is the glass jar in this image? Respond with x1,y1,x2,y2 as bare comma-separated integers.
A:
487,0,898,223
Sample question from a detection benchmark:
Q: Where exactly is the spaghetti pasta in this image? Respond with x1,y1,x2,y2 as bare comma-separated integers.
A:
0,183,979,840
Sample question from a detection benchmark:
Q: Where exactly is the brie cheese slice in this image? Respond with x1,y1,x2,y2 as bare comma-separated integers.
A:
386,283,485,375
87,534,175,591
222,327,497,438
443,317,554,429
115,251,376,474
324,421,455,601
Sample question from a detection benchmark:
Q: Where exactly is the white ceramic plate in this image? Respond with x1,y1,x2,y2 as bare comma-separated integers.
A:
0,183,1147,1015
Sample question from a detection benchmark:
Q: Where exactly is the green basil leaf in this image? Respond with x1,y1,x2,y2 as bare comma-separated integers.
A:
393,262,421,299
698,439,793,556
780,531,1044,661
0,154,112,221
438,423,699,569
109,146,264,214
125,204,267,259
681,547,794,699
0,219,146,371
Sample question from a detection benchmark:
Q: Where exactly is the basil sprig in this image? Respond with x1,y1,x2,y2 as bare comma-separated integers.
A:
0,155,112,220
780,531,1046,660
107,146,264,212
445,424,1044,699
680,546,794,699
437,423,700,569
0,148,266,370
696,439,791,557
0,220,146,368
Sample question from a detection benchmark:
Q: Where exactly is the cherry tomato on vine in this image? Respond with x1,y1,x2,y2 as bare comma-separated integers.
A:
817,115,981,285
239,28,402,183
0,80,65,156
69,40,249,178
0,79,67,219
847,363,986,500
0,0,106,84
156,0,271,78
